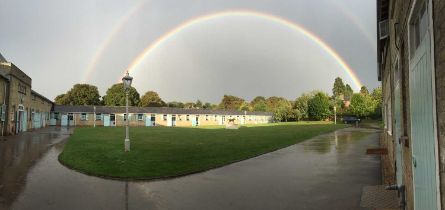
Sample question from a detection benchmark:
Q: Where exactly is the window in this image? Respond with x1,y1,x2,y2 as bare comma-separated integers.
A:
205,115,209,121
163,114,167,121
123,114,128,121
214,115,218,121
137,114,143,121
384,76,392,135
96,113,102,121
410,1,428,58
18,83,27,95
186,115,190,121
178,115,182,121
68,113,74,121
81,113,87,121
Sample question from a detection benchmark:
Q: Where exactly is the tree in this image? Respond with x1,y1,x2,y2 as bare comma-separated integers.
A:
219,95,245,110
265,96,291,113
54,84,101,105
203,102,212,109
332,77,346,99
360,86,369,95
239,101,251,111
370,87,383,118
167,101,184,108
140,91,165,107
294,93,312,120
349,93,374,117
253,100,267,112
103,83,140,106
195,100,203,109
54,94,70,105
308,92,331,120
344,84,354,100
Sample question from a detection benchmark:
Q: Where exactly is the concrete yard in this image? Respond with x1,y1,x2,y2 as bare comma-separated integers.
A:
0,126,381,210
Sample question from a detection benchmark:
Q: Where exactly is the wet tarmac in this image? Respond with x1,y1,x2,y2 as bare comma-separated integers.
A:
0,126,380,210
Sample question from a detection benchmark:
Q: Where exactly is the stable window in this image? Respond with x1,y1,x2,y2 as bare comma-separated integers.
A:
96,113,102,121
410,2,428,58
123,114,127,121
214,115,218,121
137,114,143,121
178,115,182,121
205,115,209,121
163,114,167,121
81,113,87,121
186,115,190,121
68,113,74,121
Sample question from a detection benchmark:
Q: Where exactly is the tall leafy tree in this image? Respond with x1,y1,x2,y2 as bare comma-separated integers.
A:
219,95,245,110
294,93,312,120
308,92,331,120
332,77,346,99
344,84,354,100
54,94,70,105
265,96,291,112
360,86,369,95
103,83,140,106
239,101,251,111
252,100,267,112
54,84,101,105
140,91,165,107
350,93,374,117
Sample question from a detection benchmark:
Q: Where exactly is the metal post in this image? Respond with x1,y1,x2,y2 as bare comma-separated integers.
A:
334,106,337,125
124,92,130,152
93,106,96,128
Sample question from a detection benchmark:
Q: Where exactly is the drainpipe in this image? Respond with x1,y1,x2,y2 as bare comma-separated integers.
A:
1,81,6,136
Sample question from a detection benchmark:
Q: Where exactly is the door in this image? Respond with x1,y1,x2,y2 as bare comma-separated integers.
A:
145,115,152,126
61,114,68,126
172,115,176,126
195,115,199,126
22,111,27,131
104,115,110,127
167,114,172,126
394,57,404,186
110,114,116,126
409,2,438,209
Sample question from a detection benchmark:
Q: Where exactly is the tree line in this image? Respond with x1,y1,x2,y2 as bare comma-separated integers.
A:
55,78,382,121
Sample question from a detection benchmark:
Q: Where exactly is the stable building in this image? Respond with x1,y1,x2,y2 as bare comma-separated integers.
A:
0,53,53,136
51,105,273,127
377,0,445,209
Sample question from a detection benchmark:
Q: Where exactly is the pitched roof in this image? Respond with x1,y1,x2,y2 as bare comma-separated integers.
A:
0,52,6,62
53,105,273,116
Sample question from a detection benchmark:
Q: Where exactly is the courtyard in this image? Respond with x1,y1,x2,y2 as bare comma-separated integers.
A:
0,125,381,210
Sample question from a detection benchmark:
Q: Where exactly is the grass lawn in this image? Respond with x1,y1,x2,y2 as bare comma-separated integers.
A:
59,122,346,179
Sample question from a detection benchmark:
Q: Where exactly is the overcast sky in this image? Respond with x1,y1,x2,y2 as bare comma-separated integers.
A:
0,0,378,103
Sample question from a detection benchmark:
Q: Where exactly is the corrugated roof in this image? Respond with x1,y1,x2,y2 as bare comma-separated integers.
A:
53,105,273,116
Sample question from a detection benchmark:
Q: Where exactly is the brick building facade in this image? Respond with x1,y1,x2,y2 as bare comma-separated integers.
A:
378,0,445,209
0,53,53,136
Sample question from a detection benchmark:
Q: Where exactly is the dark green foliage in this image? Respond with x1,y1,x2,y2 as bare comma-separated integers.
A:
103,83,140,106
54,84,101,105
219,95,245,110
308,92,331,120
140,91,165,107
332,77,346,99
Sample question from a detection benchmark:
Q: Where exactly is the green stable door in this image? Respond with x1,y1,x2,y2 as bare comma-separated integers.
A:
409,2,438,209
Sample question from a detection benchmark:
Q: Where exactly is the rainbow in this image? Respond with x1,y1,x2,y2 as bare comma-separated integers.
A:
81,0,147,83
121,10,364,90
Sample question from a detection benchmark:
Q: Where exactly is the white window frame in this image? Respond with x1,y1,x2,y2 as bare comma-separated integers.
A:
80,113,87,121
137,114,144,121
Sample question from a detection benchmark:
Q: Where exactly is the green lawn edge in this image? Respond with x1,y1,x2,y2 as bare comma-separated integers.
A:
58,122,347,180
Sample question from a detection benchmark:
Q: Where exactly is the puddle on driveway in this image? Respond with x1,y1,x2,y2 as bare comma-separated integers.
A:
0,127,380,210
